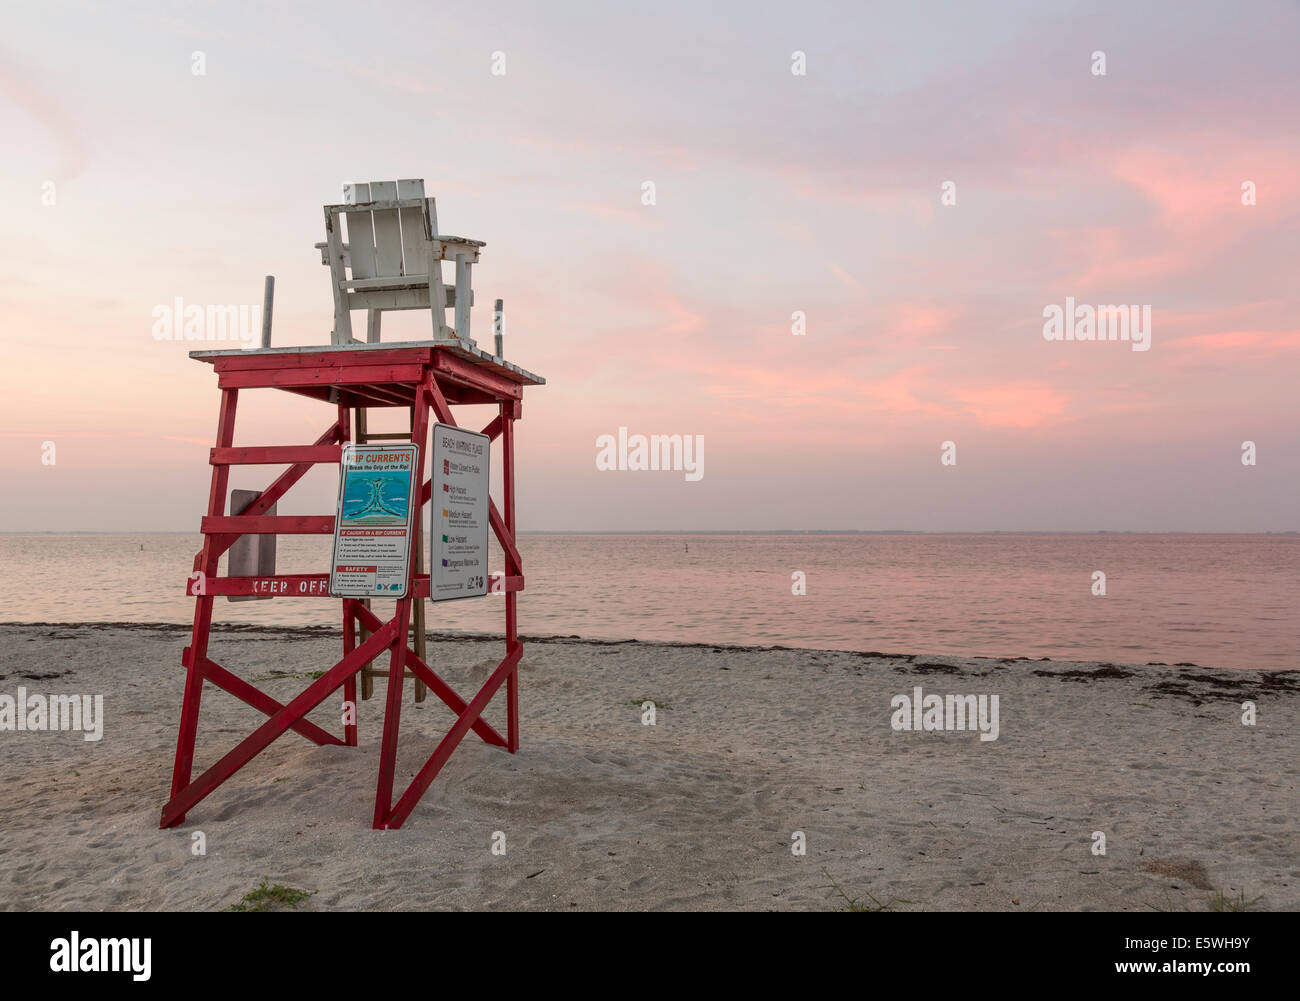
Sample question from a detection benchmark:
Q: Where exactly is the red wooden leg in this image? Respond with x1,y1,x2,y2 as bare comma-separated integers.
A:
506,617,519,753
170,607,211,809
167,387,239,824
372,598,412,828
502,407,520,753
371,376,432,827
337,403,358,747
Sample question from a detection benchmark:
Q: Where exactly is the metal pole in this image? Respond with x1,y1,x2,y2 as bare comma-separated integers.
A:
494,298,504,357
261,276,275,348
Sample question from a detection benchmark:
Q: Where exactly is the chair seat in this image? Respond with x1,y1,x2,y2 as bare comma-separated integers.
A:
340,276,443,291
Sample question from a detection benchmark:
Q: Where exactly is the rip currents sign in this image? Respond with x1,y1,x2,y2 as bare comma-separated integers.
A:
329,444,420,598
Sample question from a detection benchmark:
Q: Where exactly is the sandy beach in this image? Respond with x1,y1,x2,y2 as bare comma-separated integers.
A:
0,622,1295,912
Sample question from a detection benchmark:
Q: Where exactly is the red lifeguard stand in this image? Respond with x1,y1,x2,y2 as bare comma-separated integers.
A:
162,338,543,830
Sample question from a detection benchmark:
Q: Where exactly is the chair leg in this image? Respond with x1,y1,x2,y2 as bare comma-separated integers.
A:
427,240,448,340
454,254,471,342
372,598,412,828
324,206,353,344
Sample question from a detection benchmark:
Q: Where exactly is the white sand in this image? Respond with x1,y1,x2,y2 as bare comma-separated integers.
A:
0,622,1295,911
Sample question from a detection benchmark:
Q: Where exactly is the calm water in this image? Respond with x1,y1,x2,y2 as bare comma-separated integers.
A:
0,533,1295,670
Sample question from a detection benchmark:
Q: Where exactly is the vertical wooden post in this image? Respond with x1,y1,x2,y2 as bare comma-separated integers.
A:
342,599,358,746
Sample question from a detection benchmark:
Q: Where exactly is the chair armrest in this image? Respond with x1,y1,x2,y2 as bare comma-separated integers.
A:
315,241,351,267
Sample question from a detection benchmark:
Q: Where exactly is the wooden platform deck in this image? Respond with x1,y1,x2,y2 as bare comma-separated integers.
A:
189,339,544,409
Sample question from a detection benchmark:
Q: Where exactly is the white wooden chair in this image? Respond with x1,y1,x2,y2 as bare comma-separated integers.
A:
316,179,485,346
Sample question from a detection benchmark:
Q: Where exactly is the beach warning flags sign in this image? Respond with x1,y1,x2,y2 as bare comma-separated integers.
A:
429,424,490,602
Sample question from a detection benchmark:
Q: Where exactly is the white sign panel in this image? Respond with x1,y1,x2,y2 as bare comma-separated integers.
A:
329,444,420,598
430,424,490,602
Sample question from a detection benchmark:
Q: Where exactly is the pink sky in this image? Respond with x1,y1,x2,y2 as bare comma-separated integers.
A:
1,0,1296,531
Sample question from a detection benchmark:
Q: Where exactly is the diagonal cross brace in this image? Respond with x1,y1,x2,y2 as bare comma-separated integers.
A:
351,601,508,749
195,420,343,570
379,642,523,830
161,619,397,827
187,650,343,747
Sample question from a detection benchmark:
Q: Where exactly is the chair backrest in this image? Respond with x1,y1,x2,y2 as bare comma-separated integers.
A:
340,179,435,281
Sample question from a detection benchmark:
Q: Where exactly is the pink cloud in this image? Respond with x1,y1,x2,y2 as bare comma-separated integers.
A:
1171,328,1300,355
955,382,1070,429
